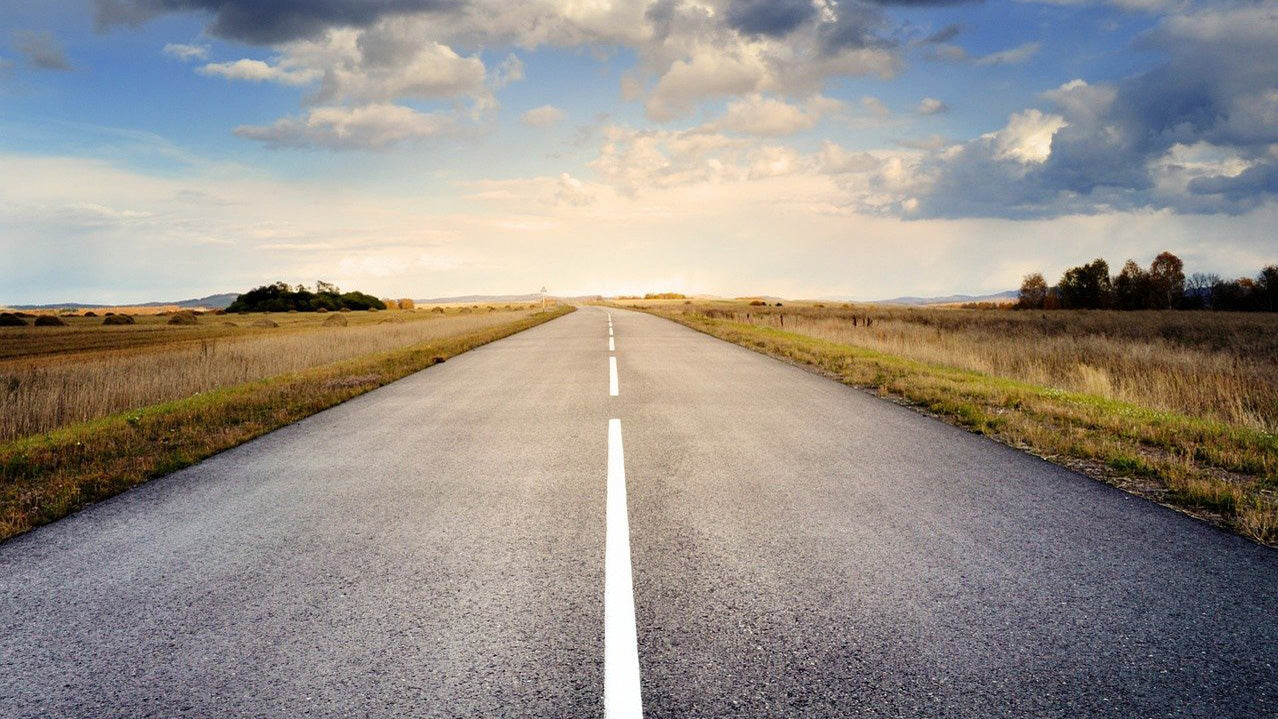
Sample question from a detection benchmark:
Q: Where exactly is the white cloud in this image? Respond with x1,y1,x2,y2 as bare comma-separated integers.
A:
234,104,458,149
704,94,844,137
199,58,319,85
917,97,949,115
986,109,1068,163
521,105,565,128
163,43,210,62
974,42,1041,67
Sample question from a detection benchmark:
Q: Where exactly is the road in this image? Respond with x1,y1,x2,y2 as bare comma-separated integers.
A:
2,305,1276,718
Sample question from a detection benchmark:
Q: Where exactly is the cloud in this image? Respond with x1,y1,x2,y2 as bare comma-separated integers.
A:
916,97,949,115
199,58,319,85
162,42,209,61
13,30,72,71
233,104,458,149
883,4,1278,218
94,0,458,44
554,173,595,206
973,41,1040,66
927,40,1040,66
703,94,844,136
724,0,818,38
521,105,565,128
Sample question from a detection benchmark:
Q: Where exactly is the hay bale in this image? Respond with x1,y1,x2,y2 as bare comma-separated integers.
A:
340,307,351,312
378,315,404,324
459,307,472,314
397,298,415,310
430,306,444,314
222,321,238,327
213,309,227,315
323,313,348,327
83,311,98,317
0,312,28,327
251,318,279,328
167,311,198,325
34,315,68,327
102,314,136,325
316,307,329,313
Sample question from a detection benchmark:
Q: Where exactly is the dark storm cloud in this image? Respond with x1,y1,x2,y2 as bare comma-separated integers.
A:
724,0,817,38
13,30,73,71
95,0,458,44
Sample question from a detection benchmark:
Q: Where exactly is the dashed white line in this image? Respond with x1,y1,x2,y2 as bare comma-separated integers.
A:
609,336,615,352
605,418,643,719
609,356,619,396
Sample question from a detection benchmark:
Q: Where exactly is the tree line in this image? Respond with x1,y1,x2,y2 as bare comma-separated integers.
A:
1018,253,1278,311
226,281,387,313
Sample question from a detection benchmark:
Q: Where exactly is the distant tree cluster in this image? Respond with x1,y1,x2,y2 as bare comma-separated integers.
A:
1018,253,1277,311
644,292,688,299
226,281,387,313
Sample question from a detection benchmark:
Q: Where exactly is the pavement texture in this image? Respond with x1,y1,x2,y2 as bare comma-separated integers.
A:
2,305,1276,718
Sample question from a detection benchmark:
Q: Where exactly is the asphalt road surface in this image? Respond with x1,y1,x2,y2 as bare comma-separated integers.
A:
2,305,1276,718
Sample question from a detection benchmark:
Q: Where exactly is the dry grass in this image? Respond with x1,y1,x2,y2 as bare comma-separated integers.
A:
623,299,1278,546
0,306,543,444
0,306,572,540
668,302,1278,432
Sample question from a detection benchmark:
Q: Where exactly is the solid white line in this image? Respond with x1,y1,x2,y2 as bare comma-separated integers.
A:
609,336,615,352
609,356,619,396
605,419,643,719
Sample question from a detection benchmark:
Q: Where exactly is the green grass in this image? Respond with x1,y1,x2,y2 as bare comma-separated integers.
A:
0,306,573,541
629,305,1278,546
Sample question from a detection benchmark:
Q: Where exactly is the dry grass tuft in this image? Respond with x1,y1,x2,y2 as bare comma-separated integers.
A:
167,311,198,326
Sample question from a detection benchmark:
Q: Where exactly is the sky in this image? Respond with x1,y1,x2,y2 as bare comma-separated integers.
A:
1,0,1275,303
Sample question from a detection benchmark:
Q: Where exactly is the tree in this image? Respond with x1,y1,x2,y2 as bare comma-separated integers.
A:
1113,260,1150,310
1057,259,1111,309
316,280,340,295
1148,251,1185,309
1018,273,1048,309
1185,272,1219,309
1257,265,1278,312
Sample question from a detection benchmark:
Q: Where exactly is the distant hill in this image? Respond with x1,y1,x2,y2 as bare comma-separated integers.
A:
6,293,238,310
822,290,1019,306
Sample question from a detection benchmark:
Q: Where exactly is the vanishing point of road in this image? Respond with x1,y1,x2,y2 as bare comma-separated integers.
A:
2,306,1276,718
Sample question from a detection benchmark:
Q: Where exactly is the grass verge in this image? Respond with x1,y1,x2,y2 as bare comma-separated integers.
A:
631,306,1278,547
0,306,573,541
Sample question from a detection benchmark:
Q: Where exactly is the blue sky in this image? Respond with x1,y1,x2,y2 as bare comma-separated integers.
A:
2,0,1275,303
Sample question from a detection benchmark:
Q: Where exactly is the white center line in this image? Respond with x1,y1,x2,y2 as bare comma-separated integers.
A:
609,336,615,352
605,419,643,719
609,356,619,396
